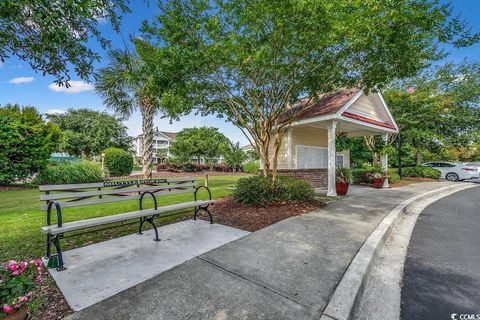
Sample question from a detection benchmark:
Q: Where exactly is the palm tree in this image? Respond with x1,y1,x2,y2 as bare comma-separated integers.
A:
95,50,157,178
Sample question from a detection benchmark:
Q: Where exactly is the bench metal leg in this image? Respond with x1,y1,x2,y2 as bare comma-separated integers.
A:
52,235,66,271
194,206,213,224
138,216,161,241
137,217,145,235
46,234,52,258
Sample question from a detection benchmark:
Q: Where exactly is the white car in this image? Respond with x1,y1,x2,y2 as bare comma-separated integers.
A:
423,161,480,181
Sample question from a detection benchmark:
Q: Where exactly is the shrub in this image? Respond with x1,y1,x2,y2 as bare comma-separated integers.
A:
36,161,103,185
276,176,314,201
213,163,232,172
388,169,401,184
103,147,133,177
352,166,383,184
233,175,313,206
243,160,260,174
402,166,441,179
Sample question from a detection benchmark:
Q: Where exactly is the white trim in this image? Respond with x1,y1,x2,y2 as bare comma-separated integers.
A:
376,91,400,132
290,114,337,127
337,114,398,133
335,90,364,116
287,128,293,169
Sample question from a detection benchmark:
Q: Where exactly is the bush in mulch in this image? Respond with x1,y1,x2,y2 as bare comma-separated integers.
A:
233,175,314,206
210,196,325,232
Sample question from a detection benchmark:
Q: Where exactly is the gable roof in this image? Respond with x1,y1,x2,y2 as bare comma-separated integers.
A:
160,131,177,140
288,88,398,132
291,88,361,121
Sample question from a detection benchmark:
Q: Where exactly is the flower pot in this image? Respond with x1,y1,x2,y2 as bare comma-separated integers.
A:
372,178,384,188
3,307,28,320
335,182,350,195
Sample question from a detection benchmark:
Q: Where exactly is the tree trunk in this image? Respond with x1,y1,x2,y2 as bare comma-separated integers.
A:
416,150,423,165
140,98,154,178
271,128,284,186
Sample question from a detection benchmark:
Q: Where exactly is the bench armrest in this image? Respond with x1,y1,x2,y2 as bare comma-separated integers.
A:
194,186,212,201
140,191,158,210
47,201,63,228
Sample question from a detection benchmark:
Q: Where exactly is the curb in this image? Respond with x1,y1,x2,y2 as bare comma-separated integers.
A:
320,183,477,320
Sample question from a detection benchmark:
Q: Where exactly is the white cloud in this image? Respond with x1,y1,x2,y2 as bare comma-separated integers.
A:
8,76,34,84
48,80,94,94
45,109,67,115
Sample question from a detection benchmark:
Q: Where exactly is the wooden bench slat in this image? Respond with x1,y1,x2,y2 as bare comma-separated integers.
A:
42,200,215,234
39,188,199,211
40,183,197,201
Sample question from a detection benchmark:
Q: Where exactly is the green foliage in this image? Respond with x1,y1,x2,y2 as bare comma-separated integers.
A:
103,147,133,177
0,259,44,317
336,168,353,184
388,169,401,184
224,142,246,172
351,167,383,184
95,49,161,178
234,175,313,206
243,161,260,174
385,62,480,164
402,166,441,179
0,0,129,85
276,176,315,201
36,161,103,185
0,105,60,185
170,127,230,166
139,0,478,179
47,108,130,159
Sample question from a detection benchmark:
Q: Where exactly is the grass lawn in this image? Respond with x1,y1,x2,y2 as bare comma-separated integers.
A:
0,176,243,262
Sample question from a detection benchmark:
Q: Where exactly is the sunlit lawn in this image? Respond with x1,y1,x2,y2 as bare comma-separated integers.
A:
0,176,242,261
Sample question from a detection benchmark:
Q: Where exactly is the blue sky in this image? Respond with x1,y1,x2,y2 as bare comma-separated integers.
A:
1,0,479,145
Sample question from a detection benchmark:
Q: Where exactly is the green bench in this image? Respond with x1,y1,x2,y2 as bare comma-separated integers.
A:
39,177,214,270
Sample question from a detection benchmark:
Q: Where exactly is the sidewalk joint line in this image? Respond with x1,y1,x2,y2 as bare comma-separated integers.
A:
197,256,321,314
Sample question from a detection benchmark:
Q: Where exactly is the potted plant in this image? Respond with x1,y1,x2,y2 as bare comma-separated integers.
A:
336,168,353,195
1,259,44,320
367,172,385,188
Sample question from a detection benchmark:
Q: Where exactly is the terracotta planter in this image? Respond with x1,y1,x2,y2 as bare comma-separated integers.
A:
3,307,28,320
335,182,350,195
372,178,384,188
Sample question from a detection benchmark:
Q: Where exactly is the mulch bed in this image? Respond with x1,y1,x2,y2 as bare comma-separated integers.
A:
209,196,326,232
27,196,324,319
29,272,73,320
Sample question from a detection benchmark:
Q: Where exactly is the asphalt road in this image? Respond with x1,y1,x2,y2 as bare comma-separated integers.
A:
401,186,480,320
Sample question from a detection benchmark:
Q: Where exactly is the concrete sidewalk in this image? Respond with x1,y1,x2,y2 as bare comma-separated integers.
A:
66,182,455,320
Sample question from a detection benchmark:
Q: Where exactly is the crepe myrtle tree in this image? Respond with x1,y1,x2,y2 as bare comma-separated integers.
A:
139,0,478,184
95,50,160,178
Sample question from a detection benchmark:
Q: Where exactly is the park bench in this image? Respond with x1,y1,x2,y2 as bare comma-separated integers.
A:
39,177,214,271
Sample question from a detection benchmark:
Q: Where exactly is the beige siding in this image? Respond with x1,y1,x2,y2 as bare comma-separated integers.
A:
268,126,351,169
349,95,384,121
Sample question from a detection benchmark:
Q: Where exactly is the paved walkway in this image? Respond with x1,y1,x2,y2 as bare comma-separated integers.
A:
66,182,454,320
401,187,480,320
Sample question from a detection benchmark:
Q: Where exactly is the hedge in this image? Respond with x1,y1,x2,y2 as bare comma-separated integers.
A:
351,167,400,184
243,161,260,174
233,175,313,206
37,161,103,185
402,166,441,179
104,147,133,177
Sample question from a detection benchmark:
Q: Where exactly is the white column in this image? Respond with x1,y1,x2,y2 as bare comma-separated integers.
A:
381,133,389,188
327,121,337,196
287,128,293,169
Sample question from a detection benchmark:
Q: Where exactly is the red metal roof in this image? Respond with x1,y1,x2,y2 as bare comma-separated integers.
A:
341,111,396,130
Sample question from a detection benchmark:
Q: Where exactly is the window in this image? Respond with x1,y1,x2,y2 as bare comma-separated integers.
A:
336,155,344,168
297,146,327,169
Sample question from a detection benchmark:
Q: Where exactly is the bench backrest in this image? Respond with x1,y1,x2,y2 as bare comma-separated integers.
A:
39,178,197,211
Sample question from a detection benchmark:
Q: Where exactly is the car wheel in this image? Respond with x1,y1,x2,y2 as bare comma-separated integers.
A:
446,172,459,181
